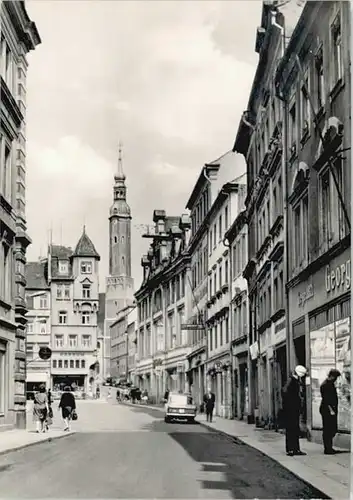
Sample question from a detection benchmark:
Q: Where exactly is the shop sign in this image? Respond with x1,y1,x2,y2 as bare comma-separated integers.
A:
298,283,314,307
325,259,351,295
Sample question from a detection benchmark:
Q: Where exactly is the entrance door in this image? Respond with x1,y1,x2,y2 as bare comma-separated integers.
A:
294,335,307,429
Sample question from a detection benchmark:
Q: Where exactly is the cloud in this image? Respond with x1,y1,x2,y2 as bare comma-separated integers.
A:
25,0,261,286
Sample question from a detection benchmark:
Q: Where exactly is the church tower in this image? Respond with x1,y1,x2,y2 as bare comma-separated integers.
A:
104,145,134,377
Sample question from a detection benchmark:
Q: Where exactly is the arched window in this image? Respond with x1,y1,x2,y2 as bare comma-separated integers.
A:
114,236,117,243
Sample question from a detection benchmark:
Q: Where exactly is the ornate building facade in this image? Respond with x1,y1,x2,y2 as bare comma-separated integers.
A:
0,0,40,429
135,211,191,402
105,147,134,379
49,228,100,396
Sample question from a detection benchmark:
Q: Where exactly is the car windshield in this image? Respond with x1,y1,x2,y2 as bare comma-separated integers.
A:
170,394,193,405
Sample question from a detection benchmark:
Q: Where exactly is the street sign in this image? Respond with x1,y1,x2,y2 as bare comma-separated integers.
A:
181,324,204,331
38,346,52,360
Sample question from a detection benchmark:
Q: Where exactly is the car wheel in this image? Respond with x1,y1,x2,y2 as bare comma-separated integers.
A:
164,416,171,423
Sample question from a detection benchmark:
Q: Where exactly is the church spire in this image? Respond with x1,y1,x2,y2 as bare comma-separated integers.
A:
115,142,126,182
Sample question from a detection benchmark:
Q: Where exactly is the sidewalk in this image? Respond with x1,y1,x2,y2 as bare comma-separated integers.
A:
123,401,350,499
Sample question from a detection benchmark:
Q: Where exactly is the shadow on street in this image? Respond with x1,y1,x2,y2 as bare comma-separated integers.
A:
129,406,330,500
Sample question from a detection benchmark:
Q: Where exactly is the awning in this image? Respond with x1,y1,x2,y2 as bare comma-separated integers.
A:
26,372,48,383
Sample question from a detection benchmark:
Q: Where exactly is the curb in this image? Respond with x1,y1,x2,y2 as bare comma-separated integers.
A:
125,402,334,499
0,431,75,457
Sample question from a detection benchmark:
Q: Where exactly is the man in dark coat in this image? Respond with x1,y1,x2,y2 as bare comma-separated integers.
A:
282,365,307,456
203,387,216,423
320,368,341,454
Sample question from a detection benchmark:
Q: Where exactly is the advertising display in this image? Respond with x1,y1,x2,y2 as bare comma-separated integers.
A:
310,323,336,429
335,317,351,432
310,317,351,431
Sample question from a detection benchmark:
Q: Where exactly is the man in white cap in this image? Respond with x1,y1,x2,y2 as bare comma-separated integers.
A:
282,365,307,456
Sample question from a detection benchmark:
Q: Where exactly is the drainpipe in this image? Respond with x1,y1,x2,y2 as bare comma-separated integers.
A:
272,11,291,380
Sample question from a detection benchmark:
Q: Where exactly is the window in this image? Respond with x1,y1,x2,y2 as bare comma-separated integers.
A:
315,47,325,110
81,311,90,325
69,335,77,348
57,286,62,299
294,205,301,268
213,223,217,247
81,360,85,369
81,261,92,274
82,335,91,347
64,286,70,299
225,206,229,230
58,360,62,368
52,360,57,369
218,264,222,289
2,145,11,201
69,360,74,368
331,12,343,86
289,101,297,153
218,215,222,240
58,261,68,274
39,295,48,309
26,344,34,360
300,77,310,136
55,335,64,348
64,360,68,369
225,260,229,285
58,311,67,324
75,360,80,368
321,169,332,248
39,320,47,334
27,322,33,334
82,283,91,299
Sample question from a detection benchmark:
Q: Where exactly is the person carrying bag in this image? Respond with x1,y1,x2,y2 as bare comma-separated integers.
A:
58,386,77,431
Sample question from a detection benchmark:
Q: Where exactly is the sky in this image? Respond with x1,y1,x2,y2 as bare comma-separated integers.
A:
25,0,262,289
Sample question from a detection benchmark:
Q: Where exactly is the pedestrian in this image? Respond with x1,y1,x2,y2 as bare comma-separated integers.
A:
45,388,53,431
320,368,341,455
142,389,148,404
164,389,170,402
96,385,100,399
136,387,141,403
203,387,215,422
58,386,76,431
33,384,49,433
282,365,307,456
107,387,112,399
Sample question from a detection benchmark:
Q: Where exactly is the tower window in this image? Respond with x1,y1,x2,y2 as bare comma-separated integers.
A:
122,256,125,269
121,236,125,243
114,236,117,243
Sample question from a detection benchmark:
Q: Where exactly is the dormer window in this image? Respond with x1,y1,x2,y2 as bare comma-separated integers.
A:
81,261,92,274
59,261,68,274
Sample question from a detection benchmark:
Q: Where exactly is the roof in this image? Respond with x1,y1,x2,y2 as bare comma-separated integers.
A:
50,245,73,259
25,261,48,290
73,227,100,260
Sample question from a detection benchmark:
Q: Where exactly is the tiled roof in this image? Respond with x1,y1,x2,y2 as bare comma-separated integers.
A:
50,245,73,259
73,228,100,260
25,261,48,289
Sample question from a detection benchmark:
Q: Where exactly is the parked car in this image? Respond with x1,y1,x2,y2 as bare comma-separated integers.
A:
164,392,197,423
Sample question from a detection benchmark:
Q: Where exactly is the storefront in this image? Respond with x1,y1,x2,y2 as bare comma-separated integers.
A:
206,356,232,418
0,335,15,430
187,348,206,408
231,339,249,420
288,247,351,448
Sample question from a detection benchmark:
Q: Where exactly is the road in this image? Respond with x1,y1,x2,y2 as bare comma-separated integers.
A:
0,399,328,499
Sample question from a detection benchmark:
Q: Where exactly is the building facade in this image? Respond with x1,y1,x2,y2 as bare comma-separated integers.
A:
105,147,134,379
224,178,249,421
127,308,137,384
49,228,100,396
275,0,351,447
110,304,135,381
234,3,289,429
0,0,40,429
24,260,51,394
135,211,191,402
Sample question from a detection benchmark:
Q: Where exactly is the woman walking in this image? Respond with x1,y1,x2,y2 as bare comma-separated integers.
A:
58,386,76,431
33,384,49,433
45,388,53,431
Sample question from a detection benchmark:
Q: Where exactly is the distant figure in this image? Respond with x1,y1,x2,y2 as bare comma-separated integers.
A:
46,388,53,431
135,387,141,403
142,390,148,403
282,365,307,456
33,384,49,433
107,387,112,399
164,389,170,402
96,386,100,399
203,388,215,423
58,386,76,431
320,369,341,454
